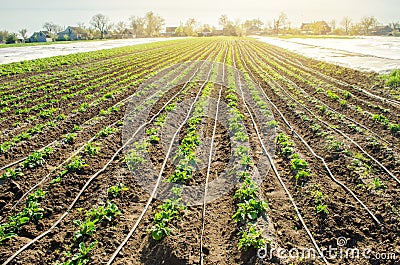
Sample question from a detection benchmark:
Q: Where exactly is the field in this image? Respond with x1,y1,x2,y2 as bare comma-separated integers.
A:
0,37,399,265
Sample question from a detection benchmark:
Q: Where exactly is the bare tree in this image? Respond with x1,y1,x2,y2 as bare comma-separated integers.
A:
90,14,110,39
329,20,337,32
77,22,86,29
254,19,264,30
350,23,362,35
360,16,378,35
43,22,63,35
115,21,126,35
341,17,352,35
233,19,244,36
129,16,146,37
243,19,264,35
219,14,229,28
274,12,288,34
389,22,399,31
144,12,164,37
184,18,198,36
18,28,27,40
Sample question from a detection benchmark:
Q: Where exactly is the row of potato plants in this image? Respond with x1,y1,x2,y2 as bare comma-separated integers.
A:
0,39,187,77
53,53,212,258
149,47,225,240
0,39,207,97
124,46,223,241
56,186,128,265
232,43,333,249
0,119,123,247
0,38,216,192
0,41,196,131
248,41,400,136
0,40,201,113
240,43,392,193
225,46,269,251
237,42,393,215
0,41,213,154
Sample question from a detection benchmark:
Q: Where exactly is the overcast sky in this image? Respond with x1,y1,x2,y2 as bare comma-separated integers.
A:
1,0,399,34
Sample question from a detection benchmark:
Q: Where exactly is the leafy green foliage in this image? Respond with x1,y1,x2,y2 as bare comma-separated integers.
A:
232,199,268,222
388,123,400,134
380,69,400,88
154,114,167,126
326,137,344,152
326,90,340,100
266,120,278,128
84,142,100,156
64,133,77,144
60,241,98,265
124,141,149,170
22,147,55,169
71,125,82,132
164,103,177,112
73,201,121,241
1,168,24,180
372,114,389,125
234,178,258,201
311,186,329,215
0,189,46,244
146,127,160,143
276,133,294,157
96,127,117,137
108,183,129,197
238,225,267,250
371,178,386,191
65,157,88,172
149,198,185,241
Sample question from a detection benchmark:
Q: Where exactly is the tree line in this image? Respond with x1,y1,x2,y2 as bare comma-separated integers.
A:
1,12,399,44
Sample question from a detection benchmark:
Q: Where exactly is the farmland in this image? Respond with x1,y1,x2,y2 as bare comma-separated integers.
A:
0,37,399,265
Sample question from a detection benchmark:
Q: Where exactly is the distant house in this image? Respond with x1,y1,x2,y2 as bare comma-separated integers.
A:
27,31,52,42
165,27,178,37
371,25,393,36
198,28,212,37
212,29,224,36
301,21,331,35
57,26,87,41
110,29,135,39
246,25,262,35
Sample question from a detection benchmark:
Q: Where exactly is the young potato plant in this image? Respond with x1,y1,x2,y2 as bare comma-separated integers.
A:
369,178,386,192
22,147,55,169
49,170,68,185
232,198,268,223
73,201,121,241
276,133,294,157
149,197,186,241
64,133,77,144
108,183,129,198
238,224,268,251
234,177,258,201
65,157,88,172
0,189,46,244
326,136,344,153
146,127,160,143
59,240,98,265
84,142,101,156
290,154,311,183
1,168,24,180
124,140,149,170
311,185,329,215
96,127,118,137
